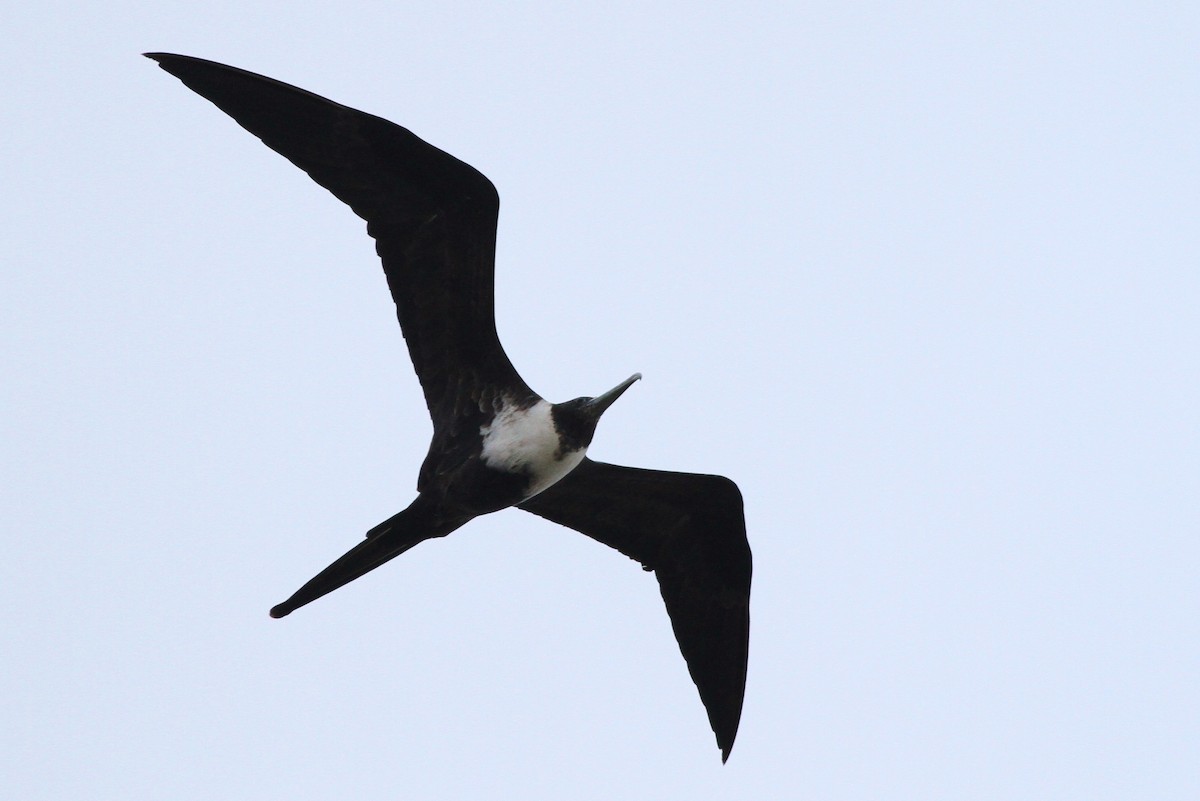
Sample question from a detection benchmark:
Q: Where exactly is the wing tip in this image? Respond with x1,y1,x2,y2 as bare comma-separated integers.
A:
143,52,183,67
716,715,741,763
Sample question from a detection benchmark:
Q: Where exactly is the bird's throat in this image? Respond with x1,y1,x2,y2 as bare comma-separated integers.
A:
479,399,585,498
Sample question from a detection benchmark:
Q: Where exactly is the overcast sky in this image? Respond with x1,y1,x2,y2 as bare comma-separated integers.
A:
3,2,1197,799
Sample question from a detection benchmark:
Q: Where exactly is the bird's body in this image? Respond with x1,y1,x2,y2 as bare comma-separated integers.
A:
148,53,751,761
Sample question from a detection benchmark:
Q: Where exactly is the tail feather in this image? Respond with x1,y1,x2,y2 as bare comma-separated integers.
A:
270,495,463,618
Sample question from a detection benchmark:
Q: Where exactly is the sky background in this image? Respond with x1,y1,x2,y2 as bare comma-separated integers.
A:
3,2,1197,799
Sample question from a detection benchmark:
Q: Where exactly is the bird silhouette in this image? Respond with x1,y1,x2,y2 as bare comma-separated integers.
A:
148,52,751,761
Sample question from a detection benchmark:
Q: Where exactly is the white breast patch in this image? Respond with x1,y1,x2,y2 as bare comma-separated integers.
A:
479,399,585,497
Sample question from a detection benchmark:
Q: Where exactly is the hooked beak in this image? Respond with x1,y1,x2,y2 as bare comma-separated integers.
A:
586,373,642,417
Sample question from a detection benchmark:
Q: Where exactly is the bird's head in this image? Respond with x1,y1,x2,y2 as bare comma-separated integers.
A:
551,373,642,451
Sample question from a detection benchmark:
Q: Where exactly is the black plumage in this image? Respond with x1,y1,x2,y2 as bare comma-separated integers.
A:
148,53,751,761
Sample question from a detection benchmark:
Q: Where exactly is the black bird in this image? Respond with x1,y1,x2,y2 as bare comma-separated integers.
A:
147,53,752,761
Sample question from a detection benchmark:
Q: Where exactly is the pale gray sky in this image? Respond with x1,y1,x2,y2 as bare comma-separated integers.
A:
3,2,1197,799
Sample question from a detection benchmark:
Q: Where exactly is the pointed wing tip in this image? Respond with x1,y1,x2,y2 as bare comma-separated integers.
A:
143,52,202,80
144,53,227,81
269,603,292,619
143,52,178,66
718,725,741,763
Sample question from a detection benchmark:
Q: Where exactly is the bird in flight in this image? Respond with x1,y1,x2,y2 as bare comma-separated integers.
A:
147,53,752,761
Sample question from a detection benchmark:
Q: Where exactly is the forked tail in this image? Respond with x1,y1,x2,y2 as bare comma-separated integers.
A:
270,495,464,618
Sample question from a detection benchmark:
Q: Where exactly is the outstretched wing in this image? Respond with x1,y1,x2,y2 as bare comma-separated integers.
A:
518,458,752,762
146,53,533,427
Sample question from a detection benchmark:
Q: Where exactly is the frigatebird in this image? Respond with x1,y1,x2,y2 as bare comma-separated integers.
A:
147,53,751,761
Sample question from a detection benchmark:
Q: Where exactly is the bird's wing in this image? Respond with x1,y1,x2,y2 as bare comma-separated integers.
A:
517,458,752,761
146,53,534,428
